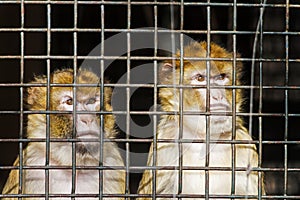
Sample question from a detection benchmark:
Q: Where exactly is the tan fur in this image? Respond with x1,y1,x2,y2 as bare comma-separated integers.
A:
138,42,265,199
2,69,125,199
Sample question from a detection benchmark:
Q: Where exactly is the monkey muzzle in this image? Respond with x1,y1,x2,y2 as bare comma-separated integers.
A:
209,103,231,113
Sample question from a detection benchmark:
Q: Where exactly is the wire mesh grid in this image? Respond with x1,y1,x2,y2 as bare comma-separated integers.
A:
0,0,299,199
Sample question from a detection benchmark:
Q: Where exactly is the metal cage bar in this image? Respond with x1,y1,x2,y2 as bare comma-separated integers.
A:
0,0,299,199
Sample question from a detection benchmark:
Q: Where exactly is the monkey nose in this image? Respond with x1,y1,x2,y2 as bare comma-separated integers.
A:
79,115,95,125
210,90,224,101
211,94,223,101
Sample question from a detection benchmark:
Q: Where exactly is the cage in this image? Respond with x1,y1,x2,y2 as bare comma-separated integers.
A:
0,0,299,199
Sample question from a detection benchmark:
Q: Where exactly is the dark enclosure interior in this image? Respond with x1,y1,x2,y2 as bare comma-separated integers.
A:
0,0,300,198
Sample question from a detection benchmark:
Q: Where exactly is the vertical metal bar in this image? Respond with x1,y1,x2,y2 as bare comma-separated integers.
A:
126,1,131,198
169,1,179,198
71,1,78,199
258,1,264,199
283,1,289,199
257,1,268,199
231,1,237,199
176,1,184,197
45,1,52,199
178,36,183,200
179,1,184,199
99,2,105,199
249,1,267,199
205,1,211,199
152,2,158,199
172,0,184,198
249,0,267,140
18,0,25,199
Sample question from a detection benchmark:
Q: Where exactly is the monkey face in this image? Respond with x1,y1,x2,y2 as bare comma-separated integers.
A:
27,69,116,158
188,68,233,135
159,41,243,136
50,88,102,155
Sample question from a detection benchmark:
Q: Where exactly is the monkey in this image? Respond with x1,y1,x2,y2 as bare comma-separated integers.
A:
137,41,265,199
1,69,125,200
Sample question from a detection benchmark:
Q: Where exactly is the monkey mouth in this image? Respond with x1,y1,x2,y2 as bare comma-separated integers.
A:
75,143,100,155
209,103,231,112
76,131,100,139
75,131,101,155
211,116,229,122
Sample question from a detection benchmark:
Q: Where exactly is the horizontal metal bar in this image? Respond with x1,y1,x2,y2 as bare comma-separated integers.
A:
1,28,300,36
1,55,299,65
2,82,300,91
1,164,300,173
0,110,298,117
0,0,299,9
1,137,299,146
0,110,299,119
1,193,298,199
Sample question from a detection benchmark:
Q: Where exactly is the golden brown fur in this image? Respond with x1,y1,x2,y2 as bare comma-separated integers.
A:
2,69,125,199
138,42,264,199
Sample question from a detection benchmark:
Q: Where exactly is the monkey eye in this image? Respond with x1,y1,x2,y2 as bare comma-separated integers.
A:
214,73,228,81
86,97,97,105
66,99,73,105
63,97,73,105
193,74,206,82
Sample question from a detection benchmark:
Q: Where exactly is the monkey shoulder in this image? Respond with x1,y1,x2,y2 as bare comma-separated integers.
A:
1,158,20,196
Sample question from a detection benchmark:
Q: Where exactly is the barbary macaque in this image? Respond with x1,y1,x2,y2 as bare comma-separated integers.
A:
138,42,265,199
2,69,125,200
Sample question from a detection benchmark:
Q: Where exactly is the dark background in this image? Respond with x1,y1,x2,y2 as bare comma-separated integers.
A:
0,0,300,197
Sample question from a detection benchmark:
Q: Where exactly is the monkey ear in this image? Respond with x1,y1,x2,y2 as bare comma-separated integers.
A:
27,87,38,105
26,77,47,109
159,61,177,83
26,86,46,108
104,86,113,106
159,62,177,76
161,62,174,72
